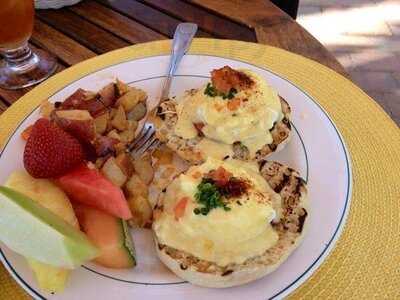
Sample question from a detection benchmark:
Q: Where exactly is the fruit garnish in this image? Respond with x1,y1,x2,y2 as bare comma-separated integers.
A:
56,164,132,220
23,118,85,178
0,186,99,269
74,204,136,269
5,170,80,293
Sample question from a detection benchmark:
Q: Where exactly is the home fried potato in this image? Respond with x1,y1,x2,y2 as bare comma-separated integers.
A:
133,154,154,185
115,153,134,177
97,82,117,108
115,79,130,96
127,102,147,121
53,109,96,143
39,101,55,118
107,129,121,141
101,156,127,187
117,88,147,112
111,105,128,131
127,195,152,228
125,174,148,198
94,112,110,135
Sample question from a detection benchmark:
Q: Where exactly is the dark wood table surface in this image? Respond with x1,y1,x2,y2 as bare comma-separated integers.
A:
0,0,348,116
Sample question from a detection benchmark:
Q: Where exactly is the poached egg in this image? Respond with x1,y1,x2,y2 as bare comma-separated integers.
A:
153,158,281,267
173,67,283,160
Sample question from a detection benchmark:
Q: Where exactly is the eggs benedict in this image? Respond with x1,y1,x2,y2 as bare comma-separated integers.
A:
154,66,292,164
152,158,308,288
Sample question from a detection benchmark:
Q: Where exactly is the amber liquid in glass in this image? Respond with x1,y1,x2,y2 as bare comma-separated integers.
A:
0,0,34,49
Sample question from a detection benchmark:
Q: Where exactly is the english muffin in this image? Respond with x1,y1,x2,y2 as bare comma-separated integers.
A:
153,66,292,165
152,158,308,288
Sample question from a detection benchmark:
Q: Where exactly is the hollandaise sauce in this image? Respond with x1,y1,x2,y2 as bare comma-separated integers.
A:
153,158,280,266
173,69,283,159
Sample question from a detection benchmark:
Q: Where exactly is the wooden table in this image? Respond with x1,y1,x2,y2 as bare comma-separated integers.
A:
0,0,347,115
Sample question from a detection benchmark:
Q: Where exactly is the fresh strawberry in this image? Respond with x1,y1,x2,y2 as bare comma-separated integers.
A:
23,118,85,178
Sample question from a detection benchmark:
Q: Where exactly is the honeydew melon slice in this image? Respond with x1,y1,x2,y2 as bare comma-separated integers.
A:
0,186,99,269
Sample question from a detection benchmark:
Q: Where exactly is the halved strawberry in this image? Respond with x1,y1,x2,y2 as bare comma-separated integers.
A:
23,118,85,178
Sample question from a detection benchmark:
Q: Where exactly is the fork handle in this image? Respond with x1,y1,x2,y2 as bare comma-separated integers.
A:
160,23,198,101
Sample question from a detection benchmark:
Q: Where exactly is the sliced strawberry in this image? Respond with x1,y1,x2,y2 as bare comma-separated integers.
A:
23,118,84,178
56,164,132,220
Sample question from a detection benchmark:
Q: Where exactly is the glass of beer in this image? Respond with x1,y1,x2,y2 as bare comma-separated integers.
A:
0,0,57,89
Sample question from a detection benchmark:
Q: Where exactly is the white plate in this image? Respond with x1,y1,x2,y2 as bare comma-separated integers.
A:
0,54,352,300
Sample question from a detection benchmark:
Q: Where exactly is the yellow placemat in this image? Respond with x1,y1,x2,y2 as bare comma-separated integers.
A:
0,39,399,299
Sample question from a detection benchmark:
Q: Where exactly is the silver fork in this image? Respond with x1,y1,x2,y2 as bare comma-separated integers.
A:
129,23,198,158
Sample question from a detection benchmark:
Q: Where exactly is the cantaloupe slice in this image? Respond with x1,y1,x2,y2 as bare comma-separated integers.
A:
74,204,136,269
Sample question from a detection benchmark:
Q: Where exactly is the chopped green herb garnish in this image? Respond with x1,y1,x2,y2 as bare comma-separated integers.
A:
204,83,218,97
193,178,230,215
204,83,237,99
222,88,237,100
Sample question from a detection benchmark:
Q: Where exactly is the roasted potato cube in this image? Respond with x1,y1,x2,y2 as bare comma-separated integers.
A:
125,174,148,198
127,195,152,228
101,156,127,187
83,90,97,101
98,82,116,107
115,79,130,96
95,157,108,169
119,120,137,143
117,88,147,112
111,105,127,131
127,102,147,121
109,108,117,119
133,154,154,185
128,120,138,132
152,147,173,165
53,109,96,142
94,111,110,135
60,89,106,117
107,129,121,141
55,109,92,120
94,136,118,157
115,153,134,177
119,129,134,144
114,142,127,155
39,101,55,118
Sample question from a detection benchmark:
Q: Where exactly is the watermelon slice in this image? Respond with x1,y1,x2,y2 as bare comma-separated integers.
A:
74,204,136,269
56,165,132,220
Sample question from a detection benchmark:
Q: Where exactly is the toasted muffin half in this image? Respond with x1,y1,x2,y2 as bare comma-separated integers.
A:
152,67,292,165
152,159,308,288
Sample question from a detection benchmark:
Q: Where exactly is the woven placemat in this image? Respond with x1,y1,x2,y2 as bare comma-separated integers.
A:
0,39,399,299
